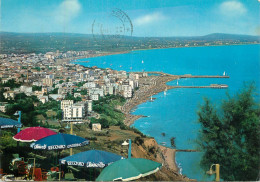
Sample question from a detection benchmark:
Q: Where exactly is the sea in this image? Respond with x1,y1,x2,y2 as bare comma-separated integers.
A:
75,44,260,181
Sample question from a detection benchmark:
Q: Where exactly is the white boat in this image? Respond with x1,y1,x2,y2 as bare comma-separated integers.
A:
142,60,144,64
164,88,167,95
177,80,179,85
223,71,226,76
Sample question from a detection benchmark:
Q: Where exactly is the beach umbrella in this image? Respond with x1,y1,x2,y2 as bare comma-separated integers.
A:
60,150,124,168
0,117,22,129
30,133,89,150
13,126,57,142
96,158,162,181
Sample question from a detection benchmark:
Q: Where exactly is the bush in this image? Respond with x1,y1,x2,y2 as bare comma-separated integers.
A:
134,137,144,146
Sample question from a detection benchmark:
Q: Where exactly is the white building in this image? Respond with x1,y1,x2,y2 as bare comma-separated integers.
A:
62,102,86,121
122,85,132,98
86,100,93,112
90,94,99,101
61,100,74,110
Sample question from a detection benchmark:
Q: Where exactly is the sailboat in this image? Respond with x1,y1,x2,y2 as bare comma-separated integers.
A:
142,60,144,64
164,88,167,95
223,71,226,76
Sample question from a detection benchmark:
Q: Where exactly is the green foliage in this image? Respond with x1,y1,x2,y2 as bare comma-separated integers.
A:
197,84,260,181
32,85,42,91
76,82,86,87
0,89,7,102
33,67,41,71
134,136,144,146
59,80,64,84
80,89,88,95
64,93,82,102
170,137,176,148
92,95,126,126
5,95,39,126
49,88,58,94
0,130,17,150
0,79,21,89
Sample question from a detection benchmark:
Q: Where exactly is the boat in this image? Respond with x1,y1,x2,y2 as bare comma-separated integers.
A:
164,88,167,95
142,60,144,64
223,71,226,76
177,80,179,85
149,96,154,102
161,142,166,146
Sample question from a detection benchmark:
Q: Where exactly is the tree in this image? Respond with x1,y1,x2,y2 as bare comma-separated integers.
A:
197,84,260,181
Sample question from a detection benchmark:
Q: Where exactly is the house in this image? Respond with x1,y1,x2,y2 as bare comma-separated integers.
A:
49,94,64,100
74,93,81,98
0,102,8,112
58,87,74,95
92,123,101,131
3,91,16,100
38,96,49,104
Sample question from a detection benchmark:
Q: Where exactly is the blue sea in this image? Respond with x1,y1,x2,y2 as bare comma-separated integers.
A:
76,44,260,181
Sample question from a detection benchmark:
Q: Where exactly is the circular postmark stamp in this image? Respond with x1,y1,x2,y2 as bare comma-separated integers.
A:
92,8,133,43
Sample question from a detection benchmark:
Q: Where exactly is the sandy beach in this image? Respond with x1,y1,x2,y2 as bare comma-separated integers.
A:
120,74,179,126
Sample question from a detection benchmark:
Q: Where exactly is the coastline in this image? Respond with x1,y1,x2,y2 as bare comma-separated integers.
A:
67,43,259,65
120,74,178,126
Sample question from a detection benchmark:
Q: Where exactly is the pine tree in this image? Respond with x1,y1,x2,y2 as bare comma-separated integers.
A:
197,84,260,181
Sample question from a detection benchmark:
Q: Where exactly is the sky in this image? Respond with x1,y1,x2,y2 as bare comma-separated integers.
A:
1,0,260,37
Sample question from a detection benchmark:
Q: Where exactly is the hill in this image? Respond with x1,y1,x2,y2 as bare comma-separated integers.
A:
0,32,259,54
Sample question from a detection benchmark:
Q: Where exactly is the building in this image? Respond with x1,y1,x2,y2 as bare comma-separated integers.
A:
122,85,132,98
86,100,93,112
92,123,101,131
42,78,53,87
62,102,86,121
61,100,74,110
90,94,99,101
58,87,74,95
0,102,8,112
3,91,16,100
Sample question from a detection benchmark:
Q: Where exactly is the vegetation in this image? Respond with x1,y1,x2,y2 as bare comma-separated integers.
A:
0,79,21,89
170,137,176,148
197,84,260,181
32,85,42,91
91,95,126,128
1,32,259,54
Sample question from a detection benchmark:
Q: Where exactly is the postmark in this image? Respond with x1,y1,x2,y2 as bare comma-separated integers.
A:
92,8,133,43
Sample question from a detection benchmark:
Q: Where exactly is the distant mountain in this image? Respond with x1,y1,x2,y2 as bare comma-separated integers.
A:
0,32,259,54
200,33,260,41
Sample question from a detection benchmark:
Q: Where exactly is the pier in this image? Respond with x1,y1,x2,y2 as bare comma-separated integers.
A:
168,84,228,89
179,75,230,78
135,71,230,78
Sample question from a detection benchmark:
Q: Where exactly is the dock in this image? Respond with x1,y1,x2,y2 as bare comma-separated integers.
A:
168,84,228,89
134,71,230,78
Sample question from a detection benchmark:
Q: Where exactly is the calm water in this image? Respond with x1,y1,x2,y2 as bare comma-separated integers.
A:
76,44,260,180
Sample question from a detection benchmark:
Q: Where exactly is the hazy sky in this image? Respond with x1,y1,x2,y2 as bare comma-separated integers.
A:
1,0,260,36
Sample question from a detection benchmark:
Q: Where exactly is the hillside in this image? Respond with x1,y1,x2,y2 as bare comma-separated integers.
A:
0,32,259,54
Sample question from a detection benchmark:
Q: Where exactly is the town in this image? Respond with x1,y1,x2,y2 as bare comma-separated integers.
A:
0,51,142,127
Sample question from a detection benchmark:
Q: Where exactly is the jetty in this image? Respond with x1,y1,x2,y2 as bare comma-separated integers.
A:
168,84,228,89
122,72,230,126
133,71,230,78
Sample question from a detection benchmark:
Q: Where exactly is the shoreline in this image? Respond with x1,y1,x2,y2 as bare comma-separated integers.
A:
67,43,259,65
120,74,178,126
